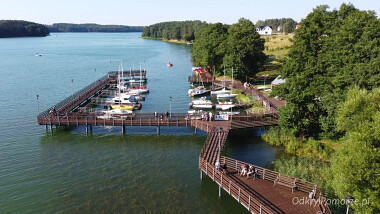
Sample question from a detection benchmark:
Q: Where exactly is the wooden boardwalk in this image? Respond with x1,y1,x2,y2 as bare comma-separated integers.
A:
199,129,331,214
193,70,330,214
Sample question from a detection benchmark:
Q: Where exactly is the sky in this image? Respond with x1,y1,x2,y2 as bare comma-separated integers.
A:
0,0,378,26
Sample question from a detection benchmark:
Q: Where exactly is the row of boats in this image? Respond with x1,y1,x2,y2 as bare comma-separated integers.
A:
188,67,239,110
189,97,236,110
187,86,237,99
101,64,149,115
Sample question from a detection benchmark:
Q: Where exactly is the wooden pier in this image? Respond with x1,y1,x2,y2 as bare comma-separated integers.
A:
37,69,331,213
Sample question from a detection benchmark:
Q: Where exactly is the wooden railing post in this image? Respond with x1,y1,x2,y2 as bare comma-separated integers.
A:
238,188,241,202
213,168,215,181
260,205,262,214
229,181,231,195
248,196,251,211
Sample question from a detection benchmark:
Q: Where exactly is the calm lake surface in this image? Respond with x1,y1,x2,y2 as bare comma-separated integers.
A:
0,33,284,213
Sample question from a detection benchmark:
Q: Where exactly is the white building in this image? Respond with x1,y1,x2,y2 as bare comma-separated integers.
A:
256,25,273,36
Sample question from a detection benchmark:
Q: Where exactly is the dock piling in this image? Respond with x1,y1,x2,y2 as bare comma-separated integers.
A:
122,125,126,134
157,125,160,135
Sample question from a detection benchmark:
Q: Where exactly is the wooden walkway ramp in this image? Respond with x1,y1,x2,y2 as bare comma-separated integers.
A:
198,126,331,214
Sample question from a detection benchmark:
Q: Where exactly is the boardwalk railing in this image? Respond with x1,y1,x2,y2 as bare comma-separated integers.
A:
199,159,273,214
37,112,205,127
220,156,332,214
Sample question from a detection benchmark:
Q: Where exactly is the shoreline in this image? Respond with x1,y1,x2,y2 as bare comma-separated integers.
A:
140,36,193,45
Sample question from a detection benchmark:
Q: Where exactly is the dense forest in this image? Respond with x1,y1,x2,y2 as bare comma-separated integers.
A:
48,23,144,32
255,18,297,33
0,20,50,38
268,4,380,213
141,21,208,42
192,19,266,82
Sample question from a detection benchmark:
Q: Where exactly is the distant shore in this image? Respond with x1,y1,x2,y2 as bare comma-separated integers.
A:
141,36,193,45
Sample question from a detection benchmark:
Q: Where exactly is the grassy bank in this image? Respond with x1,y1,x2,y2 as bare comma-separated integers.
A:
262,127,335,161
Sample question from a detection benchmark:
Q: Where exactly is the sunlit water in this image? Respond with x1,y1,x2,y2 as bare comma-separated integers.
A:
0,33,284,213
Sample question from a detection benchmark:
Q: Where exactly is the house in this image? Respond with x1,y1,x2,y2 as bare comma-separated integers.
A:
256,25,273,36
295,24,300,30
277,25,282,32
271,75,286,89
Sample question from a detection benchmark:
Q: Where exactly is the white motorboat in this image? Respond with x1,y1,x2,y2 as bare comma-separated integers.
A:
191,97,212,105
188,86,209,97
217,93,237,99
192,104,213,109
97,109,132,119
211,88,231,95
188,86,205,95
219,111,240,115
111,95,139,105
215,101,235,110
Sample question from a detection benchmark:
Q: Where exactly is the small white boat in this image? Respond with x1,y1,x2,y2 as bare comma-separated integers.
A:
188,86,205,95
97,109,132,119
188,110,203,114
215,101,235,110
217,93,237,99
192,97,212,105
219,111,240,115
192,104,213,109
211,88,231,95
35,53,42,57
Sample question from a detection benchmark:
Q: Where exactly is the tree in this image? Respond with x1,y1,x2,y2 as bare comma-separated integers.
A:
141,21,208,42
273,4,380,139
223,18,266,82
0,20,50,38
191,23,229,73
329,87,380,213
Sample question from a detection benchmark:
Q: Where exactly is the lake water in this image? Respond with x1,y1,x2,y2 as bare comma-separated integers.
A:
0,33,284,213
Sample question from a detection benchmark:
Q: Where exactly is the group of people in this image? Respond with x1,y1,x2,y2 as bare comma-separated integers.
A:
201,112,213,121
154,110,170,121
240,164,258,179
215,161,227,174
243,82,251,89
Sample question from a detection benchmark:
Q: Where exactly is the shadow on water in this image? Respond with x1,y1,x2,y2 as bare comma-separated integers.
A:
222,128,287,169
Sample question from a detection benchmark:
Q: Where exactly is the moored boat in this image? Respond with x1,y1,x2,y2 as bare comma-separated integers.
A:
217,93,237,99
211,88,231,95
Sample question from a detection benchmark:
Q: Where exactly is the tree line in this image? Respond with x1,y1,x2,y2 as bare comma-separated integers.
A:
0,20,50,38
48,23,144,32
255,18,298,33
271,4,379,213
141,20,208,42
192,18,266,82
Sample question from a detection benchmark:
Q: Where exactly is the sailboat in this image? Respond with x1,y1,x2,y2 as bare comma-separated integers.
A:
188,72,209,97
211,66,231,95
129,65,149,94
217,67,238,99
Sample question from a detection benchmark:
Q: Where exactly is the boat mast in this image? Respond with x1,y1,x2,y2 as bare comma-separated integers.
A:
232,67,234,90
140,64,142,88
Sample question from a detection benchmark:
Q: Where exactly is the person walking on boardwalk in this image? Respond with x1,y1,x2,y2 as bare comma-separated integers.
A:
209,112,212,121
165,110,169,117
154,110,157,118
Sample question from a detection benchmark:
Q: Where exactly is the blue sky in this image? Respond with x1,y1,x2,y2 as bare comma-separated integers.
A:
1,0,378,26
